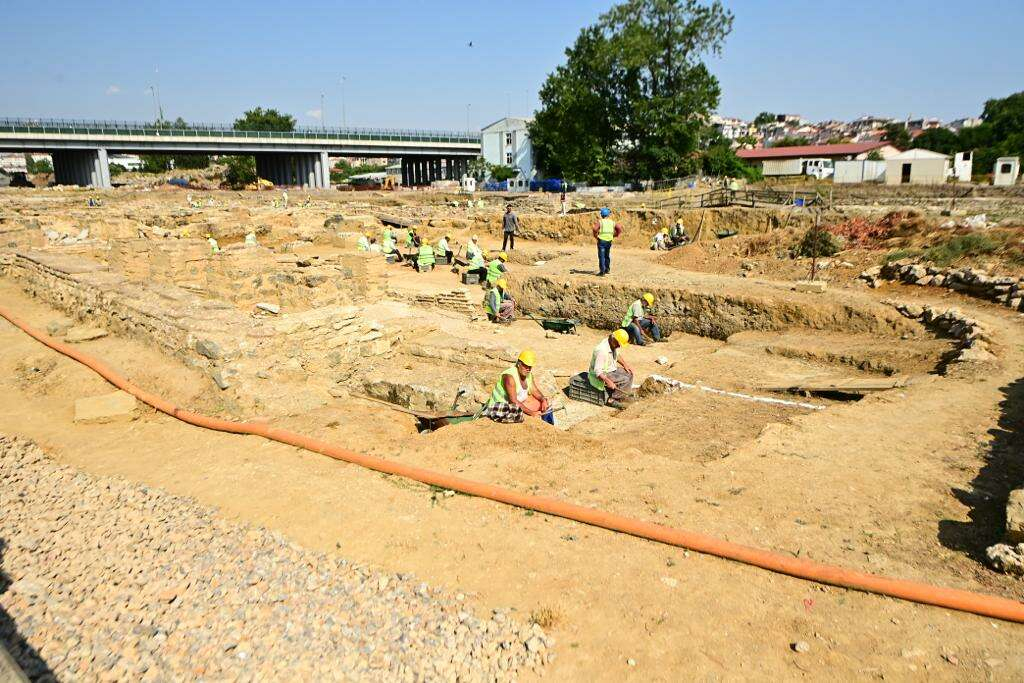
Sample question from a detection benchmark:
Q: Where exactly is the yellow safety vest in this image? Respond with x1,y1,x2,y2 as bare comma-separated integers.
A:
598,218,616,242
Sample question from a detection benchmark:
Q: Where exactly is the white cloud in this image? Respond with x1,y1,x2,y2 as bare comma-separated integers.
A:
306,109,322,120
105,85,121,95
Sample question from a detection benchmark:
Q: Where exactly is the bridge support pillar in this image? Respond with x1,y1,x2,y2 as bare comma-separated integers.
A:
254,153,330,189
52,148,111,189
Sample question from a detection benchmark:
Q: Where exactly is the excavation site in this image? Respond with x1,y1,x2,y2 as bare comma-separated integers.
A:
2,183,1023,680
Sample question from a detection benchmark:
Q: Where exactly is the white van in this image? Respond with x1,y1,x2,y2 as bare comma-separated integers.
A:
801,158,834,179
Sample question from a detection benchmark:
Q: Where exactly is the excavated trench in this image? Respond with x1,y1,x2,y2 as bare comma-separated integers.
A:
511,274,918,341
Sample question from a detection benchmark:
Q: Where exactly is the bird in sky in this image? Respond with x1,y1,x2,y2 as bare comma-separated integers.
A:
467,41,473,47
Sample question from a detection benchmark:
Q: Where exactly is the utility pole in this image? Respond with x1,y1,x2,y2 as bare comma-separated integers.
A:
154,67,164,123
148,86,160,124
339,76,347,128
320,92,325,131
466,103,472,133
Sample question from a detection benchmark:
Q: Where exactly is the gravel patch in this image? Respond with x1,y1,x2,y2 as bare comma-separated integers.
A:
0,435,553,681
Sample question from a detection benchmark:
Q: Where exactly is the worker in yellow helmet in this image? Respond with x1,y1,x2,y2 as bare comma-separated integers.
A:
622,292,662,346
356,231,371,251
588,328,635,409
484,277,515,323
205,233,220,254
482,349,551,423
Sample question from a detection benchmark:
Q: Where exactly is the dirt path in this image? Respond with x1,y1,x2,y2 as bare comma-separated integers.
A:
1,277,1023,679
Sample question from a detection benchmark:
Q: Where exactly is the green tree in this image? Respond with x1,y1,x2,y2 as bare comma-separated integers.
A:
772,136,810,148
467,157,491,181
530,0,733,183
489,164,519,182
911,127,959,155
108,163,126,177
24,155,52,173
141,118,210,170
224,156,256,188
233,108,296,132
798,224,841,280
881,123,910,149
865,150,884,161
701,142,761,181
753,112,776,127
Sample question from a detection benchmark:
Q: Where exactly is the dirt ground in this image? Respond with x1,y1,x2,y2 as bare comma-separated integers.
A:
2,186,1024,680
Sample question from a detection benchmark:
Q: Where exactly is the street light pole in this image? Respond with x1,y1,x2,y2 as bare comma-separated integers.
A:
466,103,471,133
339,76,347,128
320,92,325,131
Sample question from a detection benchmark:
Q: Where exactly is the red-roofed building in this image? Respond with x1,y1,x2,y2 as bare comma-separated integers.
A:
737,141,901,176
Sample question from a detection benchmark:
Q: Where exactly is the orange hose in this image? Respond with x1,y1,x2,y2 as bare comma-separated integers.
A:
3,302,1023,624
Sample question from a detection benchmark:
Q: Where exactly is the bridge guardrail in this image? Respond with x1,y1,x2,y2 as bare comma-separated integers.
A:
0,117,481,145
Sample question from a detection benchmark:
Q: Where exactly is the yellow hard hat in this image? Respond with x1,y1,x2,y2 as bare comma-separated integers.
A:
517,349,536,367
612,329,630,346
205,233,212,238
643,292,655,305
499,252,508,261
661,227,669,234
496,278,508,289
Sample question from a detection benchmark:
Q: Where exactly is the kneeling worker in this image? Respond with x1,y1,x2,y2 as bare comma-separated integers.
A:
437,234,453,261
484,278,515,323
589,328,635,408
481,349,551,423
486,251,509,285
622,292,661,345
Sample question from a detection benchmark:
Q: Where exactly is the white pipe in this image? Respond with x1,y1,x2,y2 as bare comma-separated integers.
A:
647,374,824,411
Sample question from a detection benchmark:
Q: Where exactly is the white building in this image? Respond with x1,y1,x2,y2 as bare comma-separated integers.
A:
481,117,535,190
710,115,750,141
108,154,143,171
948,117,983,133
0,153,27,173
993,157,1020,186
885,149,950,185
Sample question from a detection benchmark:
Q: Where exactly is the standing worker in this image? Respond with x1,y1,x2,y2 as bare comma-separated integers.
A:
486,252,509,285
593,207,621,277
502,205,519,251
622,292,662,346
481,349,551,423
588,329,635,409
560,186,568,216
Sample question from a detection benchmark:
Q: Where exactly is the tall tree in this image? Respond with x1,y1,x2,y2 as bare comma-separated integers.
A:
911,128,960,155
881,123,911,149
753,112,776,127
529,0,733,183
233,108,296,132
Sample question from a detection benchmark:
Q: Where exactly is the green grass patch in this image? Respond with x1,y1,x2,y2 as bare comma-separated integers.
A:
921,233,1000,267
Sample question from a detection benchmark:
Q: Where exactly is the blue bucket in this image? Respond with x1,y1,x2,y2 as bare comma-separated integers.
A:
541,409,556,426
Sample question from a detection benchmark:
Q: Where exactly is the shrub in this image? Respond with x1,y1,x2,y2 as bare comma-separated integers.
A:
797,226,841,258
108,163,126,177
881,248,920,264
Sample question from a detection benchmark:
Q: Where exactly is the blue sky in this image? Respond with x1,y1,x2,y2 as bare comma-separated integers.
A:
2,0,1020,130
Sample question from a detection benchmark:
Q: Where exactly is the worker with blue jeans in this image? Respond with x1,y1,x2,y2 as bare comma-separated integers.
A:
593,207,620,276
622,293,661,346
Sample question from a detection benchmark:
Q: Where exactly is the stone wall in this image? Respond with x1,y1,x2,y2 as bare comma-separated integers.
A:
862,261,1024,312
1,249,399,414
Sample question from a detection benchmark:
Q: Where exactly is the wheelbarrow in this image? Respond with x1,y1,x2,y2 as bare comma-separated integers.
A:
525,312,579,335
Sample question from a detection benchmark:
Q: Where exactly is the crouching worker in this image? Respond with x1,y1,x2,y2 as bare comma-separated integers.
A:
622,292,661,345
589,328,635,409
481,349,552,424
417,242,436,271
484,278,515,323
381,230,403,262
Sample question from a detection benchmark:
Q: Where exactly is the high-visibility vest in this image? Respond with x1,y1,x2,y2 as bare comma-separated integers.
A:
488,366,533,406
597,218,616,242
357,236,370,251
469,246,485,268
486,259,504,283
438,237,449,253
621,299,645,328
418,244,435,266
484,287,502,315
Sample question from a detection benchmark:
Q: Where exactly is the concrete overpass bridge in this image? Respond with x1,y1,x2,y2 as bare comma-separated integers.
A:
0,118,481,189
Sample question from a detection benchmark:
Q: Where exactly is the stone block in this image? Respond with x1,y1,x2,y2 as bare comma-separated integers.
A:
1007,489,1024,544
74,390,137,424
46,317,75,337
65,326,108,343
795,280,827,294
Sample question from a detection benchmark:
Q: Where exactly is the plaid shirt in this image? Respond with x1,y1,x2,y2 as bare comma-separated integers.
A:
480,402,524,423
